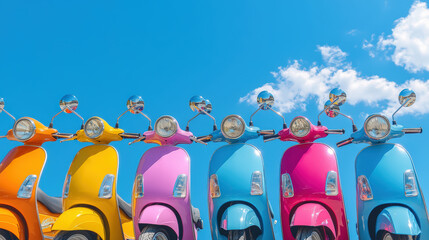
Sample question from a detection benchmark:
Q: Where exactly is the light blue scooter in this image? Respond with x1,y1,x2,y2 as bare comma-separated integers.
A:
193,91,282,240
336,88,429,240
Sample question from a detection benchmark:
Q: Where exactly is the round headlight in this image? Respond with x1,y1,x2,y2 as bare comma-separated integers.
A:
221,115,245,139
290,117,311,137
155,116,178,138
364,115,390,140
13,118,36,141
84,117,104,139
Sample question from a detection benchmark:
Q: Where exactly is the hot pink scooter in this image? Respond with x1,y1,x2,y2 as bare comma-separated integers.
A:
264,89,350,240
127,96,209,240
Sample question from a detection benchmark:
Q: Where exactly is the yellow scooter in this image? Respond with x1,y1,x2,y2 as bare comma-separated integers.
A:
52,96,144,240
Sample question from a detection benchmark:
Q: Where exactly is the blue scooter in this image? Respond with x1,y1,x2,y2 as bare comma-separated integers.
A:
194,91,281,240
336,88,429,240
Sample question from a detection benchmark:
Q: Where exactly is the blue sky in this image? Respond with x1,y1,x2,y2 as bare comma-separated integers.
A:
0,1,428,239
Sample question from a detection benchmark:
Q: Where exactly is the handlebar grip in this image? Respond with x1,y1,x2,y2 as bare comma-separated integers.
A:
120,133,142,139
402,128,422,134
336,138,354,148
263,134,279,141
197,135,212,143
258,130,275,135
325,129,345,135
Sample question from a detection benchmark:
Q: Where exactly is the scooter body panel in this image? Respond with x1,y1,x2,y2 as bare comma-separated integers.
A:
280,143,349,239
138,205,179,236
134,146,196,240
0,208,22,239
375,206,421,236
290,203,336,237
52,207,105,239
53,144,126,240
0,146,47,239
220,203,261,231
355,143,429,239
208,143,274,240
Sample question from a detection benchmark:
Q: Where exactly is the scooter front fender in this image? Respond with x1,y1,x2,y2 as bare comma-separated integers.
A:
376,206,421,236
52,207,105,239
0,208,21,239
291,203,336,237
138,205,179,237
220,204,261,231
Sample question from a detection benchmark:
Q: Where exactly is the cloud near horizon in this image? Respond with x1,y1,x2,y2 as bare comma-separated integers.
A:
240,45,429,117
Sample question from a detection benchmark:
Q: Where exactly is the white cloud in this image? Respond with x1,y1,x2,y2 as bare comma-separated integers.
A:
347,29,358,36
240,45,429,117
318,45,348,67
377,1,429,72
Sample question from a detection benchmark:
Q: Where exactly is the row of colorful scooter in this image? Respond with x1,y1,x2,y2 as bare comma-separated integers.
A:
0,88,427,240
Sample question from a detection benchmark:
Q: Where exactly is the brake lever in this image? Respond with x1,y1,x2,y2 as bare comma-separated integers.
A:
129,136,146,145
190,136,208,145
60,134,77,143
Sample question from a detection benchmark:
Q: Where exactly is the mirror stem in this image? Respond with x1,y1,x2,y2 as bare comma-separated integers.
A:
116,109,130,128
199,109,218,131
138,112,152,130
69,108,85,129
249,107,261,126
391,100,408,125
186,113,201,131
269,107,287,129
49,108,66,128
335,110,357,132
2,109,16,122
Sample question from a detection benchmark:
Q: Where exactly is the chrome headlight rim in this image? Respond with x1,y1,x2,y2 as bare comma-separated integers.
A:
84,117,105,139
154,115,178,138
290,116,311,138
13,117,36,142
364,114,391,140
220,114,246,139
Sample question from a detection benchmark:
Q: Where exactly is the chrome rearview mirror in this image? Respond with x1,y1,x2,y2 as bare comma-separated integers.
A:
329,88,347,106
0,98,16,121
324,100,340,118
250,91,286,128
116,95,152,130
398,89,416,107
187,96,217,131
392,89,417,125
50,94,84,128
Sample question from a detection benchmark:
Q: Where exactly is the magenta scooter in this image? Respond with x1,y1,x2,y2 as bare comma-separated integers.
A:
127,96,209,240
264,89,351,240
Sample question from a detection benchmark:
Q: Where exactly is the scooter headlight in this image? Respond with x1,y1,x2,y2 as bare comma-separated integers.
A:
250,171,264,195
281,173,294,198
84,117,104,139
290,117,311,138
155,116,178,138
98,174,114,199
13,118,36,141
221,115,245,139
404,170,418,197
210,174,221,198
173,174,187,198
364,115,390,140
17,175,37,199
358,175,373,201
135,174,144,198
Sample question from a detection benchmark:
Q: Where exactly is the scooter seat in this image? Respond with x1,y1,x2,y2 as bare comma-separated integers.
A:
37,188,63,214
191,205,203,230
117,195,132,218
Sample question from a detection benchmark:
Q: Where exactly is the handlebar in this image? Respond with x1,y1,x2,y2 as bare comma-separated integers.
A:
258,130,275,135
324,129,345,135
129,136,146,145
336,137,354,147
263,134,280,142
402,128,423,134
52,133,75,139
190,136,208,145
197,135,212,143
119,133,141,139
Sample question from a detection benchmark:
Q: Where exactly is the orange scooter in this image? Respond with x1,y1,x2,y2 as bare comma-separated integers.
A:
0,95,82,240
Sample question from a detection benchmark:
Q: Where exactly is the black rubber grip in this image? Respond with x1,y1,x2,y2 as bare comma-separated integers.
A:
197,135,212,143
336,138,353,147
263,134,279,141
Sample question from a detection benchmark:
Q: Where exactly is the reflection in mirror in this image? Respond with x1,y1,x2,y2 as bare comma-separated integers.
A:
329,88,347,106
324,100,340,118
127,95,145,114
398,89,416,107
257,91,274,110
189,96,206,113
60,94,79,113
0,98,4,113
203,99,212,114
